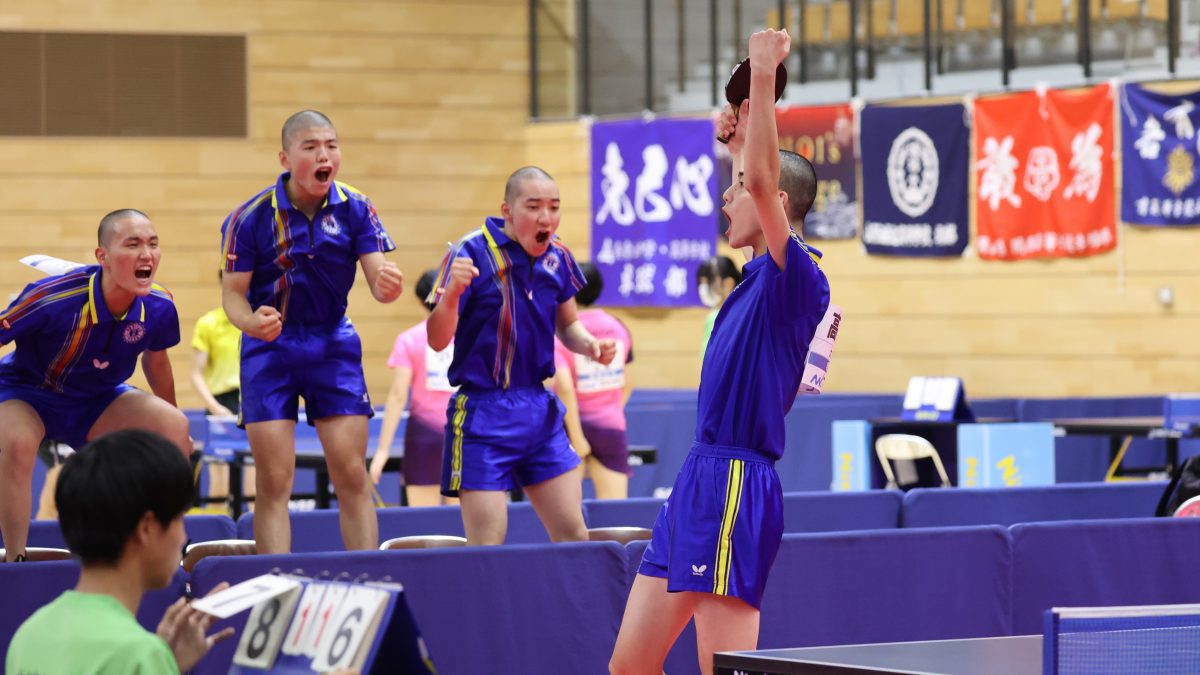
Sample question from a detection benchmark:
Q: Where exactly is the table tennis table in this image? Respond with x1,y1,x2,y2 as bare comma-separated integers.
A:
714,635,1041,675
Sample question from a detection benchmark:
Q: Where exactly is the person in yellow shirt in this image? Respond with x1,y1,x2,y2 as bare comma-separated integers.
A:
190,274,248,509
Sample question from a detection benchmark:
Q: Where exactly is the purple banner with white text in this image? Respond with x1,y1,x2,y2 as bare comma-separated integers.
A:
590,117,718,307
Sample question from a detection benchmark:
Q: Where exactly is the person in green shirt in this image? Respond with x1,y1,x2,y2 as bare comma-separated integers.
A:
6,429,234,674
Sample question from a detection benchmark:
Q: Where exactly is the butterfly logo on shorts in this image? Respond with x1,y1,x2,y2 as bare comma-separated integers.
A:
92,358,110,370
691,564,707,577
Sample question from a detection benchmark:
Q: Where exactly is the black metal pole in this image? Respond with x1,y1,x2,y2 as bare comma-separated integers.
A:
734,0,743,63
866,0,875,79
678,0,687,93
1168,0,1178,75
799,0,808,83
644,0,654,110
1078,0,1091,78
923,0,932,92
529,0,539,118
580,0,591,115
1000,0,1012,87
778,0,786,29
849,0,859,97
710,0,719,107
936,0,945,75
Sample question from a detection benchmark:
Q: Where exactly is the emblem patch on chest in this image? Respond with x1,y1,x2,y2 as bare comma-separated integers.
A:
123,323,145,344
321,214,341,236
541,252,560,274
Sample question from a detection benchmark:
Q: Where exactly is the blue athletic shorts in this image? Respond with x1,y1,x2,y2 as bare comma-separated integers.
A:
441,386,581,497
240,318,373,425
639,442,784,609
0,379,134,450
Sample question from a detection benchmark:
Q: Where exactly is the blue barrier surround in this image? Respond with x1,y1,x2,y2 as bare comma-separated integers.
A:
4,514,1198,675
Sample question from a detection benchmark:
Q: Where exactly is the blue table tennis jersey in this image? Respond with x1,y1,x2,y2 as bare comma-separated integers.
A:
219,172,396,324
0,266,180,396
429,217,586,390
695,234,830,460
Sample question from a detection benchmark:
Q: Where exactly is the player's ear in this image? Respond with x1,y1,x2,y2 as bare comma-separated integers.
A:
94,247,105,265
778,190,790,213
500,200,512,221
278,149,290,170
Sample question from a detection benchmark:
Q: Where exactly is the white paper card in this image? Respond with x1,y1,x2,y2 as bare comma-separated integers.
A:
281,583,327,657
311,586,390,672
191,574,301,619
301,583,349,658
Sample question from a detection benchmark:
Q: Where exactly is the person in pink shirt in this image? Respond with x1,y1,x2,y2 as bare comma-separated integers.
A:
370,270,458,506
553,262,634,499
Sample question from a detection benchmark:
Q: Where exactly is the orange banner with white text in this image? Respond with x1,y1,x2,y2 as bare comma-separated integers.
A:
974,83,1116,260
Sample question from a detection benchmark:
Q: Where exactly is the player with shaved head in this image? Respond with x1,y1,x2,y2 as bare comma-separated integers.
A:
220,110,403,554
426,166,617,545
0,208,190,562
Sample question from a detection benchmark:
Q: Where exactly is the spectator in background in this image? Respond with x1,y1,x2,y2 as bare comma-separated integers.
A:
696,255,742,358
190,271,247,511
369,269,459,507
553,262,635,499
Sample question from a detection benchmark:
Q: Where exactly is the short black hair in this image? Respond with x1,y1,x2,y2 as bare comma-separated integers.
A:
97,209,149,247
503,166,554,204
281,110,335,150
696,255,742,286
575,262,603,307
56,430,192,566
415,268,438,312
778,150,817,224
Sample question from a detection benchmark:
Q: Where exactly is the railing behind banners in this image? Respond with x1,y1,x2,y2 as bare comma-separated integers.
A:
530,0,1186,119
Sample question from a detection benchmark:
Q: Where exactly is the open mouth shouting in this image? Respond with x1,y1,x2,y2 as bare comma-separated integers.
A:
535,230,551,245
134,264,154,283
314,166,334,184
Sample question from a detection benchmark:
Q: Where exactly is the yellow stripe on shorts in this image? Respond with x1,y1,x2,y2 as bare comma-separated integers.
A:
449,393,469,492
713,459,745,596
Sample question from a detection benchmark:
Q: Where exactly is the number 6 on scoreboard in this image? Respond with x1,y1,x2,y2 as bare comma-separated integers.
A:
311,587,389,672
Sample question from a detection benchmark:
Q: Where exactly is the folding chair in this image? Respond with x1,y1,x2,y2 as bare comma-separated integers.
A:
875,434,952,489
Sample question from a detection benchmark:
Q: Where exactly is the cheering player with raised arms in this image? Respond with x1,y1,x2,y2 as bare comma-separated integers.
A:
427,166,617,546
220,110,403,554
610,29,831,675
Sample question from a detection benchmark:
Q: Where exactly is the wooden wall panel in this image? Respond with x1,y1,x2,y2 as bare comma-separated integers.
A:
2,0,529,409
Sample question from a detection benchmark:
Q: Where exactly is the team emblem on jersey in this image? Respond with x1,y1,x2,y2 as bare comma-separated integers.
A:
123,323,145,344
541,251,560,274
320,214,341,236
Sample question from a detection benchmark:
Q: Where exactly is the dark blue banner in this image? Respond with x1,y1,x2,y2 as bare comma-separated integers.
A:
1120,83,1200,226
860,102,970,256
590,117,717,307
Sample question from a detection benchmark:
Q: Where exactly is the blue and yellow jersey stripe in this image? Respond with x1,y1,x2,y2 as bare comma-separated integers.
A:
269,204,295,320
43,305,94,393
791,230,823,266
448,393,469,492
220,189,271,273
0,270,91,329
480,225,517,389
713,459,746,596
